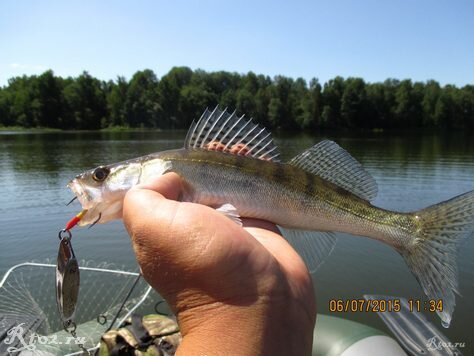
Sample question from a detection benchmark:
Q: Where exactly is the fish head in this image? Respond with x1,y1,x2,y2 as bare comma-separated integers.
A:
67,161,142,226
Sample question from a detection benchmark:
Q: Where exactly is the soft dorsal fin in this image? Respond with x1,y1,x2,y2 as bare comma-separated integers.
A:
184,106,281,162
290,140,378,201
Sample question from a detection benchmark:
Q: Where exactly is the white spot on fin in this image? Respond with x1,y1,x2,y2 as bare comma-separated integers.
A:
184,106,281,162
278,227,337,273
215,203,242,226
289,140,378,201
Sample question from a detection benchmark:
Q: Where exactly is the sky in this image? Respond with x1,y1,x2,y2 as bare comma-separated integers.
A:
1,0,473,87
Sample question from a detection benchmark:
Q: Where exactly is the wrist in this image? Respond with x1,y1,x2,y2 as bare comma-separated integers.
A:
175,290,315,356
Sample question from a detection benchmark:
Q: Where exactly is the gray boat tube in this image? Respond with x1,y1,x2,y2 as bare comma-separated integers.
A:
312,314,406,356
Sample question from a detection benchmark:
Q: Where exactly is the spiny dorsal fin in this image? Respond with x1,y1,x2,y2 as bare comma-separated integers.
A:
290,140,378,201
184,106,281,162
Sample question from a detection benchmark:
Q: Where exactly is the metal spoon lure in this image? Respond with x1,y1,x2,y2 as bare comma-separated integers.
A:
55,210,94,354
56,209,87,328
56,228,80,330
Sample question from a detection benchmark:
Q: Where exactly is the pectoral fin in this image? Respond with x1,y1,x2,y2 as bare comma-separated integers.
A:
215,203,242,226
278,227,337,273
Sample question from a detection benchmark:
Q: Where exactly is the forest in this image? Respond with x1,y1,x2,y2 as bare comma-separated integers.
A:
0,67,473,131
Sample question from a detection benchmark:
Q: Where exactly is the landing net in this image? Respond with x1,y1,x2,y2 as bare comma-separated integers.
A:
0,261,170,355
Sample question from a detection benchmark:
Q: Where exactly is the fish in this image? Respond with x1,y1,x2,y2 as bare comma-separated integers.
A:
67,106,474,328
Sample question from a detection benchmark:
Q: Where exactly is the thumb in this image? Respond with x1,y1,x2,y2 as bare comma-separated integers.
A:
122,173,259,301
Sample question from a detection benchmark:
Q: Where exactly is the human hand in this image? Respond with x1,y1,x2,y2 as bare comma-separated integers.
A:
123,172,316,355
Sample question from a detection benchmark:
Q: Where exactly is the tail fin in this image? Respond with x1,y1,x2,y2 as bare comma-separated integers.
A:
401,190,474,328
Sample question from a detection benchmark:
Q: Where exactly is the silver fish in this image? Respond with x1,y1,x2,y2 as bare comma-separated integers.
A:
68,107,474,328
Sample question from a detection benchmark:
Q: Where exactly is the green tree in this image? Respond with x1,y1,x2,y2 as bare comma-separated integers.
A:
179,75,217,127
340,78,367,128
421,80,441,127
459,85,474,129
35,70,64,128
158,66,193,128
266,75,298,130
321,76,345,128
0,68,472,131
289,77,309,130
236,72,276,125
236,72,258,115
63,71,107,129
125,69,161,128
206,71,240,109
0,87,14,126
434,88,454,128
308,78,322,129
107,76,128,127
393,80,423,128
366,83,389,128
320,105,335,128
7,75,41,127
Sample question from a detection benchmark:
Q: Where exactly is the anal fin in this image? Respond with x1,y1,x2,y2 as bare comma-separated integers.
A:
278,227,337,273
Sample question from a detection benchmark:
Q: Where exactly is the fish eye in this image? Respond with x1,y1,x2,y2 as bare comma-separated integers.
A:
92,166,110,182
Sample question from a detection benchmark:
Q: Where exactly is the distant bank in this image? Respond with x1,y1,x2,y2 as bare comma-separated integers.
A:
1,67,472,131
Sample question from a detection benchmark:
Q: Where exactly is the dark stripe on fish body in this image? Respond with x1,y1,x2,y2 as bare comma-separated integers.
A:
303,171,315,198
272,162,286,184
233,154,246,171
193,156,209,174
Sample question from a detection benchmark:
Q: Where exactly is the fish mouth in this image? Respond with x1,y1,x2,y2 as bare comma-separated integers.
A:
67,179,95,209
67,179,106,227
67,179,123,227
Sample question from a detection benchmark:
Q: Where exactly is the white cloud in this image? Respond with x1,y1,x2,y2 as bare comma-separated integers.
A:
10,63,47,71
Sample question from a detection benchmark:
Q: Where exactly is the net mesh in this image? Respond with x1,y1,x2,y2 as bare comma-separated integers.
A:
0,260,171,355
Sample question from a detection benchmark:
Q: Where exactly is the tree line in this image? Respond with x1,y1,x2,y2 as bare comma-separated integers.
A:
0,67,473,131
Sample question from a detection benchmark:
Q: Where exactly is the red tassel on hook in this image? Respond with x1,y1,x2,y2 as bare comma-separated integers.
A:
65,210,87,230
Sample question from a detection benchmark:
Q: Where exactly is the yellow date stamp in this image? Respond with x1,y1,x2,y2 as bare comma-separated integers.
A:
329,298,443,313
329,298,401,313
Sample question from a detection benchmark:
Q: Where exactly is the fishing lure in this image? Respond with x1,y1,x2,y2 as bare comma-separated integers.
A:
56,229,79,328
55,212,91,354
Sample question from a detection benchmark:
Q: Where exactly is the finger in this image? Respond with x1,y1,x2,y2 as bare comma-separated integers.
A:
123,174,263,277
133,172,183,200
241,218,281,234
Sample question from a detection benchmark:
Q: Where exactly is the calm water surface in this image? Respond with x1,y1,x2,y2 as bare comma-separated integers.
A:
1,130,473,351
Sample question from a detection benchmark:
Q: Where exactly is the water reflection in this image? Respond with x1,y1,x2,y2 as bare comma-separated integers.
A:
2,130,473,175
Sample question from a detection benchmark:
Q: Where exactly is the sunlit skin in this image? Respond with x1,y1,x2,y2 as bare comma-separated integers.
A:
123,172,316,356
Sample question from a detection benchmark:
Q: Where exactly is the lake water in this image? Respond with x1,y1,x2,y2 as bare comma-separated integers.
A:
1,130,473,352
